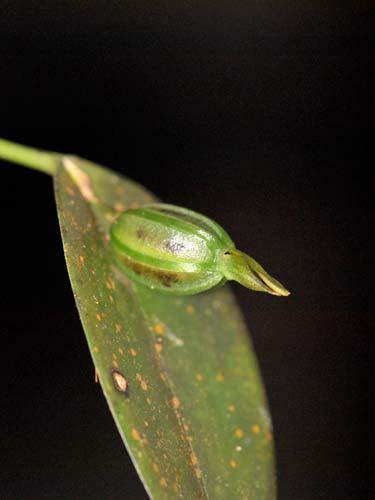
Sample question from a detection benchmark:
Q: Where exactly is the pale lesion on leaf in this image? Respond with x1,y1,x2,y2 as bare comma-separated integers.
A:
62,156,98,203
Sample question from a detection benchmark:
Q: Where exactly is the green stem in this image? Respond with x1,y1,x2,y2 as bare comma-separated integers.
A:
0,138,60,176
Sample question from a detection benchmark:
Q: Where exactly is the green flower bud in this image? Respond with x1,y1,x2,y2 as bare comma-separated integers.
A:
110,203,290,296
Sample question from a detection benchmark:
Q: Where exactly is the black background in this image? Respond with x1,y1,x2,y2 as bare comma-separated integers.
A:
0,2,373,499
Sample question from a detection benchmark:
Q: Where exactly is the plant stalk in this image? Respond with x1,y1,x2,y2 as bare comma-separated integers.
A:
0,138,60,176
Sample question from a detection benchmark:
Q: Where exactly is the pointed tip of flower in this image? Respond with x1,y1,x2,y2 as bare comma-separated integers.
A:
268,285,291,297
257,270,290,297
219,248,290,298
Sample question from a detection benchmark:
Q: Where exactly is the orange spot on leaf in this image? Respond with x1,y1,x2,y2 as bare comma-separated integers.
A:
190,452,198,466
252,424,261,434
105,277,116,290
131,428,140,441
159,477,167,488
154,323,164,335
235,428,244,438
173,483,179,493
171,397,181,410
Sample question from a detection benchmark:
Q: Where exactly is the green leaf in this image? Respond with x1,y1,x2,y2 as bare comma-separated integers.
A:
53,155,276,499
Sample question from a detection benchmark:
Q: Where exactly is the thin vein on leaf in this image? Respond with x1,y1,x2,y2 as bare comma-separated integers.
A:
137,299,209,499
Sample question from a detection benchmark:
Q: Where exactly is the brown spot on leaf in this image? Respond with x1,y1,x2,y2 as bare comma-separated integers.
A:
190,451,198,466
173,483,179,493
229,459,237,468
159,477,168,488
114,201,126,212
106,278,116,290
112,370,128,393
216,372,224,382
194,468,202,479
171,397,181,410
136,373,148,391
186,305,194,314
105,211,116,223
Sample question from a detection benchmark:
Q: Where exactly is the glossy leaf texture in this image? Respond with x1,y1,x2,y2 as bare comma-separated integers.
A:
54,155,276,500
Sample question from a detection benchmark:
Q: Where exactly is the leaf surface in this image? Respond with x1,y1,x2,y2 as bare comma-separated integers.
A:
54,156,276,499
